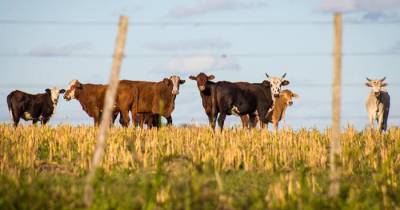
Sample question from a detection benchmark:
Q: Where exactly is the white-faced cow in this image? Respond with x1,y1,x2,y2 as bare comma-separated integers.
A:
266,73,290,98
365,77,390,132
7,87,65,126
230,73,291,129
115,75,185,128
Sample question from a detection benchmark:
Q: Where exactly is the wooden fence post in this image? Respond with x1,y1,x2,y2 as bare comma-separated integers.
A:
329,12,342,197
84,15,128,207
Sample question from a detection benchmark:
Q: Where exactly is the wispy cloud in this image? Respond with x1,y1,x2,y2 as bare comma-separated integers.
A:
29,42,93,56
318,0,400,13
153,54,241,75
362,12,400,21
145,38,231,51
168,0,267,18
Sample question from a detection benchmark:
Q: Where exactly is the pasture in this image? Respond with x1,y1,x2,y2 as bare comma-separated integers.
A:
1,124,399,209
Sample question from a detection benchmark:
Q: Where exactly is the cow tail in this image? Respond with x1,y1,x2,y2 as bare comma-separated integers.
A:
7,92,14,122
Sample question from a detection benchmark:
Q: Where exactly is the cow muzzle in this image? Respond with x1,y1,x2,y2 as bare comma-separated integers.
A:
64,94,71,101
172,90,179,95
274,94,280,98
288,101,293,106
374,92,381,97
199,86,206,91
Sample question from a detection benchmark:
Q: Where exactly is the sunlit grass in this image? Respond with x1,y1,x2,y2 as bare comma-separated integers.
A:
0,124,399,209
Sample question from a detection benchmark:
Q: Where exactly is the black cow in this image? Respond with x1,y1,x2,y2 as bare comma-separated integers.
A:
7,87,65,126
189,73,253,129
211,80,273,131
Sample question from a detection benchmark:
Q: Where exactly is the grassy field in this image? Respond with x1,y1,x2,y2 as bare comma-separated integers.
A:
0,124,399,210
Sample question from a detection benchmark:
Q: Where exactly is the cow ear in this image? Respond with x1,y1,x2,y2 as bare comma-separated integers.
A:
208,75,215,80
45,89,51,95
163,78,170,85
189,76,196,80
179,79,185,84
60,89,66,93
365,82,372,87
262,80,271,87
281,80,290,86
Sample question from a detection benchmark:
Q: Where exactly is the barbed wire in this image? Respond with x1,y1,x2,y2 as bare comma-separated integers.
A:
1,19,400,26
1,52,400,59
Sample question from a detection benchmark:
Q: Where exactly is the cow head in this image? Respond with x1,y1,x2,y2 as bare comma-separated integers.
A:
169,75,185,95
45,87,66,105
64,79,83,101
266,73,290,97
280,89,299,106
189,72,215,91
366,77,387,97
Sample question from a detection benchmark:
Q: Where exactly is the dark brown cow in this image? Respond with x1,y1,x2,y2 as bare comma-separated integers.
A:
7,87,65,126
239,90,298,130
116,76,185,128
189,73,260,129
64,80,119,126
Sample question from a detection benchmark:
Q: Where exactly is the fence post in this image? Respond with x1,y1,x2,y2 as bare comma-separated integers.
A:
84,15,128,207
329,12,342,197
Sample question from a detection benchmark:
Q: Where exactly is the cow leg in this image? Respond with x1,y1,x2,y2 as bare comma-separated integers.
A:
41,118,50,125
166,116,172,126
240,115,249,129
132,112,139,127
217,112,227,131
135,114,145,128
112,111,119,125
248,113,258,129
273,121,279,131
33,119,39,125
368,113,375,129
382,110,389,131
377,112,384,132
119,110,130,127
10,106,21,127
260,121,265,129
206,112,213,128
256,106,270,127
151,114,161,128
93,114,100,126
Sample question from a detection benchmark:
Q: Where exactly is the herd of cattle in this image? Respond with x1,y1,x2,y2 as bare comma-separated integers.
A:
6,73,391,132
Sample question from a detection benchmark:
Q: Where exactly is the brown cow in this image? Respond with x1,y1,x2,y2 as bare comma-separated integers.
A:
264,89,298,130
116,76,185,128
133,76,185,128
64,80,119,126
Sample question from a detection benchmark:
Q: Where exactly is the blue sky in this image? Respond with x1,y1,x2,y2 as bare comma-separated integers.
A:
1,0,399,130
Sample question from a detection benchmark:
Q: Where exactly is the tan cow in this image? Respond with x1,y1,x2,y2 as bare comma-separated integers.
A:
264,89,298,130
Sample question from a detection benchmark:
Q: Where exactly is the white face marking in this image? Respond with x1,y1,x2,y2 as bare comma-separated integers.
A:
268,77,285,97
65,80,79,100
170,76,181,95
49,87,63,105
